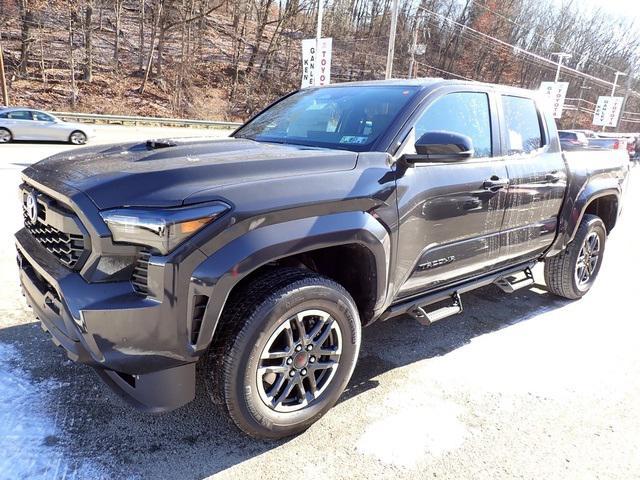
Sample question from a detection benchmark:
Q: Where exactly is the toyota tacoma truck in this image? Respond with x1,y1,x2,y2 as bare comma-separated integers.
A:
16,79,629,439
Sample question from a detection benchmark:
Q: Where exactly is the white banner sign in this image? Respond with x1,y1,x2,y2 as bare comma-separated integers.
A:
301,38,332,88
592,96,624,127
539,81,569,119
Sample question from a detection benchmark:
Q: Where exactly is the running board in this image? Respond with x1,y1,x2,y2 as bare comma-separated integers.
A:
493,267,534,293
380,261,537,323
409,291,463,326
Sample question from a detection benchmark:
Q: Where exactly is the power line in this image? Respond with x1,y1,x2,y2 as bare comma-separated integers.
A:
417,5,627,91
465,0,624,75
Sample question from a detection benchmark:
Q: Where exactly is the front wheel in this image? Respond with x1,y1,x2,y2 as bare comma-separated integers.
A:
204,268,361,439
69,130,87,145
544,214,606,299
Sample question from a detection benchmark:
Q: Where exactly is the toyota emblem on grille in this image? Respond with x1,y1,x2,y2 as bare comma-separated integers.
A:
25,192,39,224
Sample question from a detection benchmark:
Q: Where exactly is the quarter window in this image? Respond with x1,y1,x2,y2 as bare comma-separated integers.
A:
501,95,544,154
414,92,492,158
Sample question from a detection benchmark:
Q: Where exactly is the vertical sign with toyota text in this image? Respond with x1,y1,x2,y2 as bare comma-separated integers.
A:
539,81,569,119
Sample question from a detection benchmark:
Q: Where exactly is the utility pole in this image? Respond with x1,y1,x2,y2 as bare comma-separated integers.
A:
0,44,8,106
571,78,590,129
408,24,419,79
385,0,399,79
551,52,571,82
615,74,633,130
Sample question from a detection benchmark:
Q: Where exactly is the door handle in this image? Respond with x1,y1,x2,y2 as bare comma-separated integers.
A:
482,176,509,191
545,172,561,183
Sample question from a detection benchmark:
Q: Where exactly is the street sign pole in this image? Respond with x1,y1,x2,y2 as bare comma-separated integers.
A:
316,0,323,51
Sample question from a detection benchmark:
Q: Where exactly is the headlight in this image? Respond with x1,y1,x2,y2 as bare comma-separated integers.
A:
100,202,229,254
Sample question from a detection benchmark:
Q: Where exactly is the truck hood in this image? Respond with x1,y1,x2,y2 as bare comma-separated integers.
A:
23,138,358,209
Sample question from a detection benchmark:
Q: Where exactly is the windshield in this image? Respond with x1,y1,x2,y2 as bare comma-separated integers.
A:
234,86,419,152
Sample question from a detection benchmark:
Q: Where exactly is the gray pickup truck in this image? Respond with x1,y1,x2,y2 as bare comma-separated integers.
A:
16,79,629,439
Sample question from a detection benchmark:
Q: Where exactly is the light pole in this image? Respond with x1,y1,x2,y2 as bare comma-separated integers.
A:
551,52,571,82
385,0,399,79
610,71,626,97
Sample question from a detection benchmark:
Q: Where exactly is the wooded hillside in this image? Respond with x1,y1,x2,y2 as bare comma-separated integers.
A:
1,0,639,129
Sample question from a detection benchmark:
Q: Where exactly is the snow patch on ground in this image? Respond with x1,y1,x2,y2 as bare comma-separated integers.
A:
0,342,109,479
356,398,467,468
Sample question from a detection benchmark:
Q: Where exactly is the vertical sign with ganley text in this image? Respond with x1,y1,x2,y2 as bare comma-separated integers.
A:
301,38,332,88
592,96,624,127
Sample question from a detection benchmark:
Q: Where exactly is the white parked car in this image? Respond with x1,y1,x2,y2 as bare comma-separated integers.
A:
0,108,94,144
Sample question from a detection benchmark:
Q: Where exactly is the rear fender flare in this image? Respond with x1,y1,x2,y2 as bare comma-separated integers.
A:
548,177,620,256
188,211,390,353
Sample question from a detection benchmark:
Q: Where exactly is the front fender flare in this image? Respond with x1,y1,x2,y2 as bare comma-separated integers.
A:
188,211,391,353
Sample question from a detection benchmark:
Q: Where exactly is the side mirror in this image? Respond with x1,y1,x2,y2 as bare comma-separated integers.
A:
407,131,474,163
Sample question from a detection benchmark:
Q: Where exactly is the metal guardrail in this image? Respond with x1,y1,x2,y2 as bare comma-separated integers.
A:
51,111,242,129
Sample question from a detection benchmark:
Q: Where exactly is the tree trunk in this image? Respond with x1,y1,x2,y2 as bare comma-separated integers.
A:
83,0,93,81
114,0,123,67
69,14,77,108
18,0,32,75
139,0,145,71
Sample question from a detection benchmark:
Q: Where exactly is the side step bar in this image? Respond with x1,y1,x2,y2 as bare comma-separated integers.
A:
380,261,537,323
493,267,534,293
410,291,463,326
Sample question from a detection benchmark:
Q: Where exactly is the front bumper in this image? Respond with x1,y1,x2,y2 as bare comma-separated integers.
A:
16,228,196,412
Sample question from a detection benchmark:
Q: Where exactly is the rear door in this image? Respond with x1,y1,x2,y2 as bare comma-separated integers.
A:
393,87,509,298
5,110,37,140
495,94,567,265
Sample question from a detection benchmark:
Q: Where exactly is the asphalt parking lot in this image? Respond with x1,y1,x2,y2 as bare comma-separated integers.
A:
1,131,639,479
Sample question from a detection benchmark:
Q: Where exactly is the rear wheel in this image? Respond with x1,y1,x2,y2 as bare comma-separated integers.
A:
544,214,606,299
204,268,361,439
0,128,12,143
69,130,87,145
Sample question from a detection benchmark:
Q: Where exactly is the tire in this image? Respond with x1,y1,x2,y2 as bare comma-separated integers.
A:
69,130,87,145
0,128,12,143
204,268,361,439
544,214,606,299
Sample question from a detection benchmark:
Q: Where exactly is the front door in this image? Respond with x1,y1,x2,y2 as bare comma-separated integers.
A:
394,89,509,299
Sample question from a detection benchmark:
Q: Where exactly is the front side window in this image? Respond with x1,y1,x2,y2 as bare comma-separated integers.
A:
414,92,492,158
7,110,33,120
502,95,544,154
234,86,419,152
33,111,55,122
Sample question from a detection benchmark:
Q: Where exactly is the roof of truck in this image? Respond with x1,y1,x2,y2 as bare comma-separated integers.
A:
316,78,536,95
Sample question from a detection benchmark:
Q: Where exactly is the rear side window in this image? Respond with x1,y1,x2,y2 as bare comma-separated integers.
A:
7,110,33,120
501,96,544,154
559,132,576,140
415,92,492,158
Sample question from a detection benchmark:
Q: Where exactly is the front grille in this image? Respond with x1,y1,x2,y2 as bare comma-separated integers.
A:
131,249,151,294
21,187,88,270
